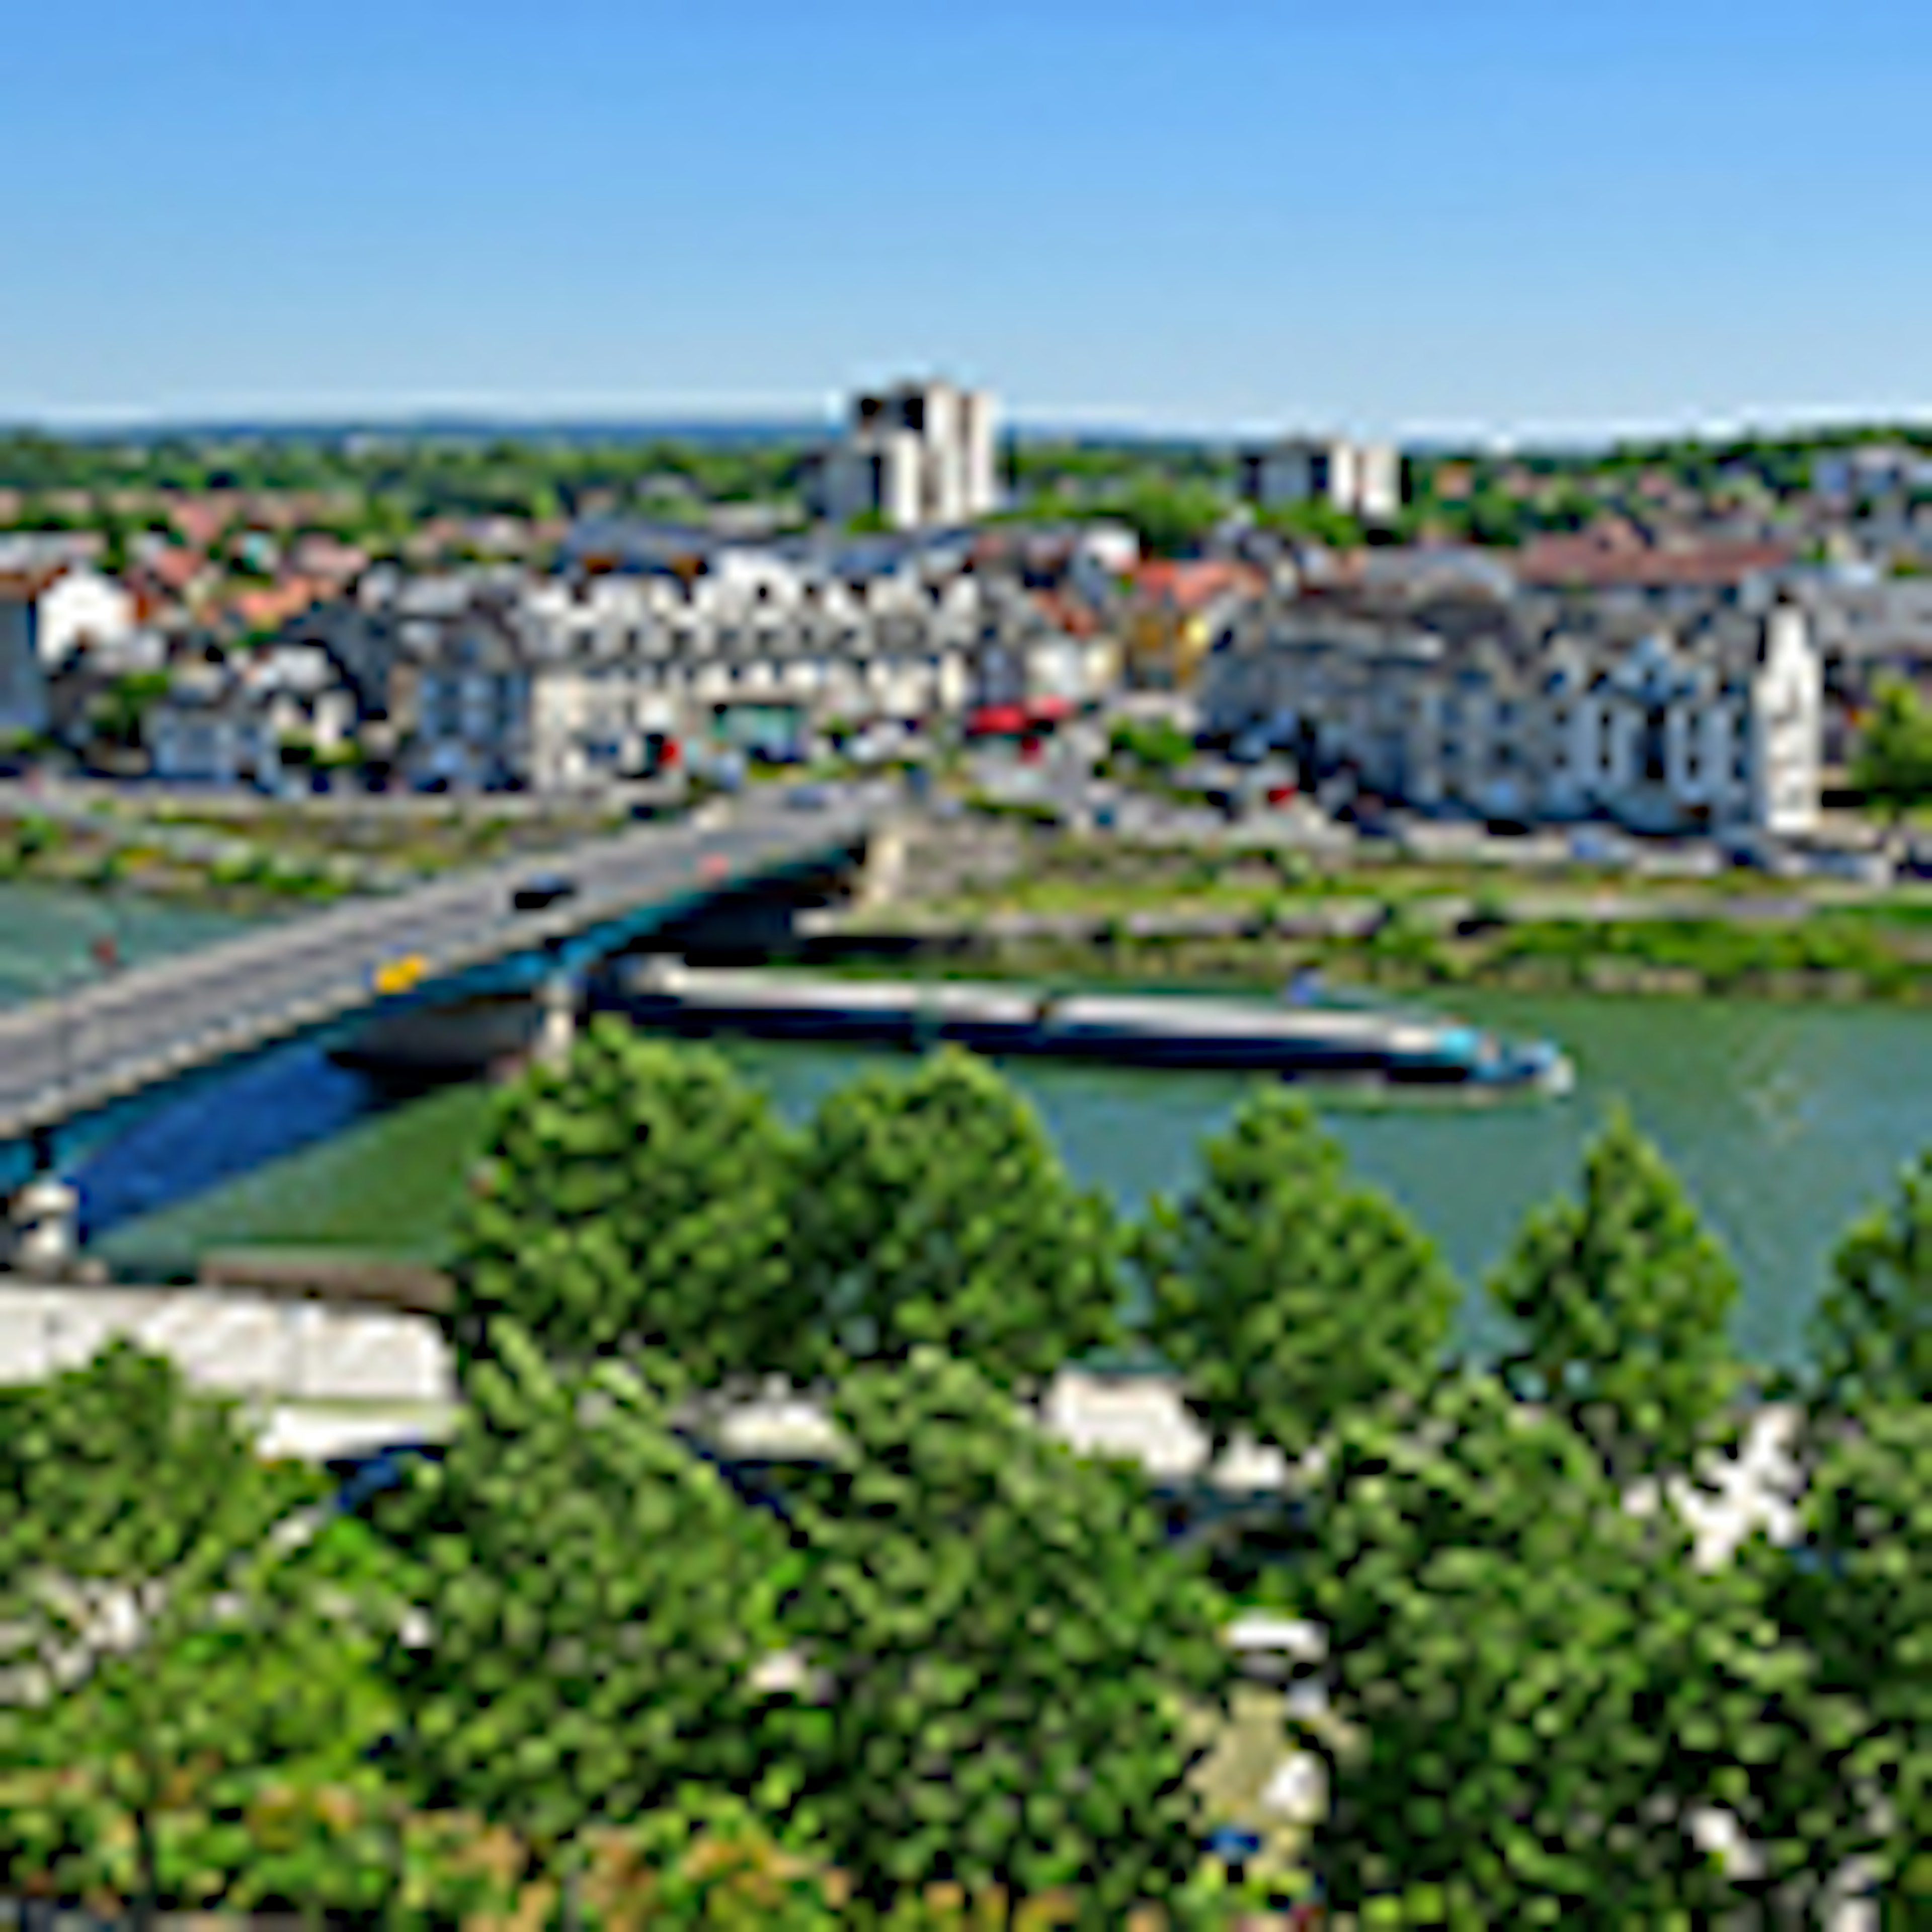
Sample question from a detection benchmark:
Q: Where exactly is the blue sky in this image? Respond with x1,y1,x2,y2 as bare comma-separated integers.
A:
6,0,1931,440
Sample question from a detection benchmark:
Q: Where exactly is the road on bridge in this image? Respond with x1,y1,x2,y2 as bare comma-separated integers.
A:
0,793,877,1147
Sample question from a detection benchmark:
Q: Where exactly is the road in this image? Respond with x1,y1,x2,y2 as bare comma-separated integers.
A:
0,792,876,1145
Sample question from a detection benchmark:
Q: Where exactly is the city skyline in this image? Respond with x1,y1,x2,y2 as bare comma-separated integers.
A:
8,0,1932,442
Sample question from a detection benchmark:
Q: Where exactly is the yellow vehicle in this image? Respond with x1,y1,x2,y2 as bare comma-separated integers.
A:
373,953,428,996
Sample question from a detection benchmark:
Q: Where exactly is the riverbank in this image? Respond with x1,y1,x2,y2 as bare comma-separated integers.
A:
836,822,1932,1006
809,912,1932,1006
0,789,630,916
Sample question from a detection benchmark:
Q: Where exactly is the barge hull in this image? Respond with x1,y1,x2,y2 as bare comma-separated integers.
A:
608,966,1568,1093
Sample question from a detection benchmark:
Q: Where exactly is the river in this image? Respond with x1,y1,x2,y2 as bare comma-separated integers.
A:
5,884,1930,1366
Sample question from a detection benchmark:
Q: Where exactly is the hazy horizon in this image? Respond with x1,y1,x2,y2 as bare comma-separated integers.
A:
8,398,1932,458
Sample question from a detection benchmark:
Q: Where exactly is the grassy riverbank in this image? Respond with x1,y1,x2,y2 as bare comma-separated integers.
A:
0,794,629,916
848,827,1932,1006
852,916,1932,1006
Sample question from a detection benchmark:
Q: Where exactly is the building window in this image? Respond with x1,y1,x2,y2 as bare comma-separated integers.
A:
1641,708,1668,784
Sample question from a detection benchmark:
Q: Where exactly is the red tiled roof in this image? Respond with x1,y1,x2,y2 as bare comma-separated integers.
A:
143,547,209,593
223,576,330,632
0,568,64,602
1032,589,1100,637
1130,560,1263,609
169,502,232,547
1513,535,1793,590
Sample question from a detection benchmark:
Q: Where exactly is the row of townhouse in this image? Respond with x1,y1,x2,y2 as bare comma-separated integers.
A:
143,643,361,788
1200,587,1822,836
272,562,1116,793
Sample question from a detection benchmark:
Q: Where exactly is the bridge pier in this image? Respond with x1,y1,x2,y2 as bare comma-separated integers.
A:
851,819,910,913
535,970,578,1071
6,1173,79,1278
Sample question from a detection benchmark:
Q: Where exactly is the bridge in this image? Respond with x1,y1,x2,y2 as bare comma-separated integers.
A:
0,793,887,1260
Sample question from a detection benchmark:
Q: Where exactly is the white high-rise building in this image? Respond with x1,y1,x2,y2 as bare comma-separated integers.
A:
1238,436,1403,524
814,379,999,530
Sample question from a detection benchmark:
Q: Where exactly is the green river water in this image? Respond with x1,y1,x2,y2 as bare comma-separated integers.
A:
7,883,1931,1366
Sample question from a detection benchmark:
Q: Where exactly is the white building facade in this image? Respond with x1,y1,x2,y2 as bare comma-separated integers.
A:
1238,438,1403,523
814,380,1000,530
1202,595,1821,836
34,565,136,666
385,560,1102,793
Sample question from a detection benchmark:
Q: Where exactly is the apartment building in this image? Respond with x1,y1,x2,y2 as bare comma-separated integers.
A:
810,379,1000,530
0,559,135,670
367,556,1102,792
1201,589,1821,836
1237,437,1403,523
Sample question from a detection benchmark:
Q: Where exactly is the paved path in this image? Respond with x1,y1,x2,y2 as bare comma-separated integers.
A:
0,1278,1806,1567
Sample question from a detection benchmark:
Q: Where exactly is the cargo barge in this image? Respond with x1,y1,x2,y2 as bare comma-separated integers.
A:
610,961,1572,1094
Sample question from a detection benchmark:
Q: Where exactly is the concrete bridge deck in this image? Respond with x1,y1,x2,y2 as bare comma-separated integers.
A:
0,796,874,1152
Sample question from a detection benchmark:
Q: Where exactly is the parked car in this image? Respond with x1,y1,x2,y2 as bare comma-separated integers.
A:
1569,827,1633,868
511,871,577,913
1807,846,1894,886
326,1442,445,1516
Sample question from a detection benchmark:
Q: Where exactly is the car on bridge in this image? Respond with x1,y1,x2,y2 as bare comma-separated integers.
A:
511,871,579,913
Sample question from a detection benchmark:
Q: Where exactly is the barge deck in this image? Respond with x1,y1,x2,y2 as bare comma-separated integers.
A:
608,961,1572,1093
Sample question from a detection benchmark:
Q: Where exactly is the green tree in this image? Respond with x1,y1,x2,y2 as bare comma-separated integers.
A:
1488,1109,1742,1483
380,1323,798,1889
1764,1402,1932,1915
1140,1089,1458,1463
450,1022,808,1394
1255,500,1367,550
1808,1151,1932,1417
1108,716,1194,774
92,672,173,751
1300,1376,1871,1926
1100,480,1229,558
779,1348,1237,1924
791,1050,1122,1392
1852,675,1932,827
0,1344,396,1927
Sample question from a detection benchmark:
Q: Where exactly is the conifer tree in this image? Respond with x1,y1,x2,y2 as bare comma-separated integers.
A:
452,1021,808,1392
777,1348,1237,1924
1489,1107,1741,1482
1808,1150,1932,1416
791,1050,1122,1392
1140,1088,1458,1462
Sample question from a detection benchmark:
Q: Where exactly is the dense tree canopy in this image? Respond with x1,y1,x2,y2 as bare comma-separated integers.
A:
20,1034,1932,1921
381,1323,797,1865
1489,1109,1743,1482
1852,676,1932,825
1808,1151,1932,1417
791,1049,1123,1390
1141,1089,1458,1461
1764,1402,1932,1914
1299,1376,1869,1926
451,1023,809,1392
0,1344,398,1922
778,1348,1238,1924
